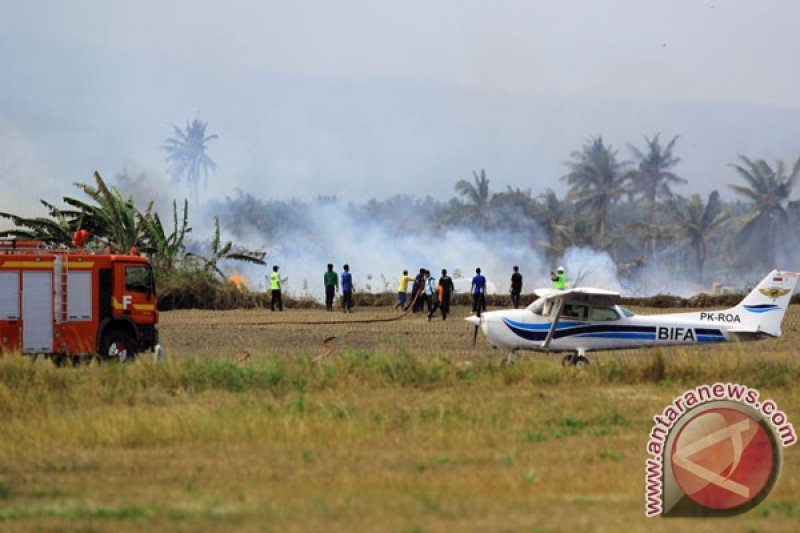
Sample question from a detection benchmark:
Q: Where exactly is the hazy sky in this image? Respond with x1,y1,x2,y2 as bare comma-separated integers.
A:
2,0,800,215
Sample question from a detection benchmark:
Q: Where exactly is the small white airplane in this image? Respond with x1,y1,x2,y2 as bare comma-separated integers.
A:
465,269,798,366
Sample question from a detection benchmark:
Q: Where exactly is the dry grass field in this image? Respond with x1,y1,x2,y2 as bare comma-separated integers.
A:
1,304,799,531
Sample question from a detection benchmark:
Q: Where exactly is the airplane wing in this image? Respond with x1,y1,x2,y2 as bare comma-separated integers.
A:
534,287,621,304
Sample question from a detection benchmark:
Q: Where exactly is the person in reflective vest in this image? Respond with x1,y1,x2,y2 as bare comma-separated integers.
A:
270,265,283,311
550,266,566,290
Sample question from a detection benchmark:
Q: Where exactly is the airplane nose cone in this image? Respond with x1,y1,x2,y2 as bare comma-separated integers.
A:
465,315,480,326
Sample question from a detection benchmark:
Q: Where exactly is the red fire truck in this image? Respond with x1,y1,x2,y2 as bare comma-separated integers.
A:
0,240,160,364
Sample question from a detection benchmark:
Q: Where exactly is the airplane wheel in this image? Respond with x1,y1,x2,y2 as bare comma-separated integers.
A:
573,355,589,368
562,354,573,367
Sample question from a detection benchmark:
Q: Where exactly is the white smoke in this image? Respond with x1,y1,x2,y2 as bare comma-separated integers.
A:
211,201,640,301
558,247,621,293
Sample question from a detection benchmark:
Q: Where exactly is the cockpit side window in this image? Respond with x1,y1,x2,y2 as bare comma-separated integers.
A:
620,306,635,318
590,306,620,321
561,303,588,320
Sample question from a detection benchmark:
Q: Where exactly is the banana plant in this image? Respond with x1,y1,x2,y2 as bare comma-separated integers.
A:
187,216,266,279
138,199,191,272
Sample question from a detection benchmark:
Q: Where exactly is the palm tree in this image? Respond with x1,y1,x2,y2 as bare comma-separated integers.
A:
453,169,497,232
162,118,218,201
186,217,266,280
627,134,686,206
627,133,685,261
562,136,629,247
670,191,730,282
728,155,800,268
531,189,574,260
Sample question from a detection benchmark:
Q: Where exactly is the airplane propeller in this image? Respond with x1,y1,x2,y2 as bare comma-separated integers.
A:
465,315,481,347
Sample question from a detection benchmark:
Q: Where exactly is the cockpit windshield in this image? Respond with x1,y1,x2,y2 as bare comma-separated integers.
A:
528,297,553,317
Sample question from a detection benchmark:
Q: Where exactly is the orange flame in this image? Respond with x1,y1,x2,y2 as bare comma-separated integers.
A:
229,273,250,291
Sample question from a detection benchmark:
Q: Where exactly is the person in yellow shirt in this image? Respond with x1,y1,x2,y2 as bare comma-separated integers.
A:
395,269,415,310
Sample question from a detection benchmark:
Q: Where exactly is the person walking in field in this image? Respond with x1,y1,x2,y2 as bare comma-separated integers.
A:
341,264,354,313
270,265,283,311
424,270,436,313
324,263,338,312
395,269,414,310
471,267,487,317
438,268,455,320
510,265,523,309
411,268,426,313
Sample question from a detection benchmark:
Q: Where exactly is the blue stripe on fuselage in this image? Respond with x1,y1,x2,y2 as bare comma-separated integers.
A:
502,319,657,342
697,335,726,343
572,332,656,340
502,320,728,344
501,319,585,331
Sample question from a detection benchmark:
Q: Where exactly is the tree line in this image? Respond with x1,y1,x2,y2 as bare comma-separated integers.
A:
212,134,800,284
2,128,799,289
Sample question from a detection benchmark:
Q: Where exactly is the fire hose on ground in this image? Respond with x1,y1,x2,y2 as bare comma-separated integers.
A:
221,287,429,362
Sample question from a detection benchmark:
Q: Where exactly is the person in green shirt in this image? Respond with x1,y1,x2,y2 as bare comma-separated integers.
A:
270,265,283,311
323,264,338,312
550,266,566,290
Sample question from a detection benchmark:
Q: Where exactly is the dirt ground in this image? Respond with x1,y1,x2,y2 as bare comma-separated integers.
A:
158,304,800,362
160,305,489,361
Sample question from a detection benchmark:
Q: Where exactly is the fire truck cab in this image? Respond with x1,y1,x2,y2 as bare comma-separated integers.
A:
0,240,160,363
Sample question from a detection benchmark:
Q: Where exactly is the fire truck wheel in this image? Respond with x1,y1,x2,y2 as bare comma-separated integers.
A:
100,331,138,363
51,355,67,367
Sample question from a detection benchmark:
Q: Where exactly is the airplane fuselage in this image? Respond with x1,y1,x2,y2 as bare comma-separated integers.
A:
468,270,797,363
477,307,743,354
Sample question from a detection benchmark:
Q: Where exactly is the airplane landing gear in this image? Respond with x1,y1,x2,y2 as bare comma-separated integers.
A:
562,349,589,368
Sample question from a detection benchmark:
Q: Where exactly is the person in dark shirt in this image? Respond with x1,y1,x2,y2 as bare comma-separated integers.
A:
341,264,354,313
471,267,487,317
411,268,426,313
431,268,455,320
510,265,523,309
323,264,338,311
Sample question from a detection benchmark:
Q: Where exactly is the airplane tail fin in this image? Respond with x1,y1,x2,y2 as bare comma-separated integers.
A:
728,270,799,336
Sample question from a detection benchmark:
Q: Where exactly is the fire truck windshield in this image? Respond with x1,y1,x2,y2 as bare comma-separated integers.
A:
125,265,152,294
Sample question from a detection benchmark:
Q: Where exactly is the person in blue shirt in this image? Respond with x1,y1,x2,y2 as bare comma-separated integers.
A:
341,264,354,313
471,267,487,317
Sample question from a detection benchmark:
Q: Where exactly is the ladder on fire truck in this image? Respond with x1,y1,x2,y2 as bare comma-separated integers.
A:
53,255,68,324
